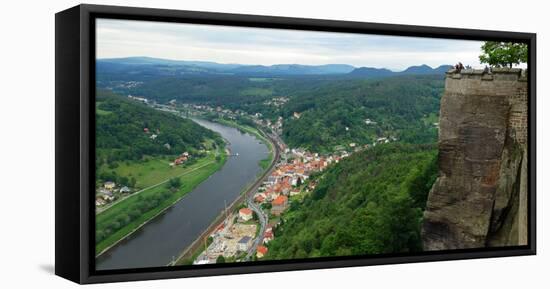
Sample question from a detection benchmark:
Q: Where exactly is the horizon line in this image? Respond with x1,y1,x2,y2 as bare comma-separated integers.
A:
97,56,454,72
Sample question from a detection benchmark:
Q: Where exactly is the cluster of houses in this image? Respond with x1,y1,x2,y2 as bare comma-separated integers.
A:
374,136,398,146
178,103,250,121
252,148,344,214
99,81,142,91
245,148,355,259
332,136,397,155
263,96,289,108
194,199,287,264
104,81,143,90
187,103,287,137
170,152,190,167
248,112,284,135
127,94,149,104
181,102,287,137
143,127,162,142
95,181,131,207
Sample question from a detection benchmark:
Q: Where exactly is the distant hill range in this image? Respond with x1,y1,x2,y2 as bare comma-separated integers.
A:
99,56,243,71
97,56,451,77
229,64,355,75
349,64,453,78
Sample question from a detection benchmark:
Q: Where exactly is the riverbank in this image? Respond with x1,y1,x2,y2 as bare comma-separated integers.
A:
172,121,279,266
212,118,274,152
96,145,228,255
172,182,249,265
209,118,275,169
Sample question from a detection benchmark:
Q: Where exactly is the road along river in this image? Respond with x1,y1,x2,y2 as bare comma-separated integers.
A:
96,118,270,270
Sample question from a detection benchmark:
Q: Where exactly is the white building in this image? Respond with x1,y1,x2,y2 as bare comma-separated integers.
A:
238,236,252,251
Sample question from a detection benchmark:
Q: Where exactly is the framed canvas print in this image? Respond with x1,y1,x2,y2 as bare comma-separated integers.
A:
55,4,536,284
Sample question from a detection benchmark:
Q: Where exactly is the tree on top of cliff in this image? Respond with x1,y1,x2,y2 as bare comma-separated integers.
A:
479,41,528,68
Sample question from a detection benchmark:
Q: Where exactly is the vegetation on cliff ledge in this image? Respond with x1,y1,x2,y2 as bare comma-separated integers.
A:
479,41,528,68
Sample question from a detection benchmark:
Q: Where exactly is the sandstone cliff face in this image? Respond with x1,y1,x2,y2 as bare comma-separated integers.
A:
422,68,528,250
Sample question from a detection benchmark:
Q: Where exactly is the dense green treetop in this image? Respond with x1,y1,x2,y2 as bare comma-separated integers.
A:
479,41,528,68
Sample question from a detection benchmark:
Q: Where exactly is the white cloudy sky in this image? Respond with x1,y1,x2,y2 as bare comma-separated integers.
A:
96,18,485,71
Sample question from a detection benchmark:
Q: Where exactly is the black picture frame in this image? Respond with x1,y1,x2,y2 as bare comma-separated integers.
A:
55,4,537,284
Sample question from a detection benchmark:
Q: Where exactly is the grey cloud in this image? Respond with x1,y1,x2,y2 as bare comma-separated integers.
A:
97,18,485,70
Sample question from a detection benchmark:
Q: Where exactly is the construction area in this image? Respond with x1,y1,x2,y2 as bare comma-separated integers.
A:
194,211,258,264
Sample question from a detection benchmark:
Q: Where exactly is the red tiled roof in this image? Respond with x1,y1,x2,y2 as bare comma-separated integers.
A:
239,208,253,215
272,195,288,206
282,177,291,185
257,246,268,255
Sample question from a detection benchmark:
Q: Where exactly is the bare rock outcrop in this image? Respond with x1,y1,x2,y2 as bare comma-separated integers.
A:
422,68,528,250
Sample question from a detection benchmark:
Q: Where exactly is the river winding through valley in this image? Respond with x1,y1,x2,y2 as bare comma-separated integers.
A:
96,118,269,270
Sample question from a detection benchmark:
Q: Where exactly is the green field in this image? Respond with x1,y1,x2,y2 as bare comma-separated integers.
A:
95,101,112,116
259,154,273,170
248,77,279,82
99,139,219,189
106,155,207,189
96,147,227,255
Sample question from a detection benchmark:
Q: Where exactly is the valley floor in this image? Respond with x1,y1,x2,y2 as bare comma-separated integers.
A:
95,145,228,255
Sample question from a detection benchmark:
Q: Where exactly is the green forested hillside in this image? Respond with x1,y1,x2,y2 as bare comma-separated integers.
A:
95,90,223,175
280,75,444,152
100,73,443,153
123,76,273,105
265,143,438,259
